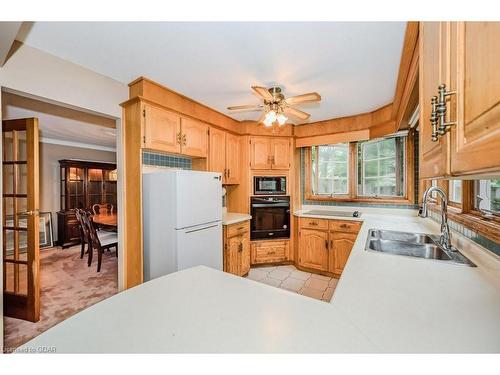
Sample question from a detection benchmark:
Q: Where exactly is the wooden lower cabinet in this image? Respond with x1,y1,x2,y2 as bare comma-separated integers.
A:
298,217,361,277
223,221,250,276
250,240,290,265
328,231,358,275
298,229,329,271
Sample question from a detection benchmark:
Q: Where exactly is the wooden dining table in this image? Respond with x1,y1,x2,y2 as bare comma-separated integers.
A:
92,213,118,231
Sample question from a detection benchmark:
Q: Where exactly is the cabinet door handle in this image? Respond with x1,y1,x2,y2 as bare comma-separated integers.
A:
238,243,243,252
430,96,439,142
227,169,231,178
330,240,333,250
325,239,329,249
182,134,187,146
176,132,182,145
224,168,227,178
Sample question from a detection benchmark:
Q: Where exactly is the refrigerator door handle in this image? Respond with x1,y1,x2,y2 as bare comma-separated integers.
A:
185,223,219,234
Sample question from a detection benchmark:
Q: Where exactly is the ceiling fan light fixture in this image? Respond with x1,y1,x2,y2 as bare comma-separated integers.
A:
277,113,287,126
264,110,277,123
263,116,274,127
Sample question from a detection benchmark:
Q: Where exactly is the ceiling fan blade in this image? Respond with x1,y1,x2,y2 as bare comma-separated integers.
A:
285,92,321,105
285,106,311,120
227,104,263,111
251,86,274,101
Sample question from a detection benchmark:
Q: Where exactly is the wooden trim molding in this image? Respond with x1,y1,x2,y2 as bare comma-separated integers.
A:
295,129,370,148
392,22,420,122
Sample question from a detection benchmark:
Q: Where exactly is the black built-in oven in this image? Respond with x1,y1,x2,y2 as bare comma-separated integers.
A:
250,196,290,240
253,176,286,195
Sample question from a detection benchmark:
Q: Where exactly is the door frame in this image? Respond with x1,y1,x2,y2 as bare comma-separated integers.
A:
0,87,126,341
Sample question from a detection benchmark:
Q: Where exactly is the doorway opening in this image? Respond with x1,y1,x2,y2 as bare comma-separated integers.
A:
2,90,120,352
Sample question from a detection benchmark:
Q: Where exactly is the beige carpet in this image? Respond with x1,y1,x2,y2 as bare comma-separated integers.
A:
3,245,118,353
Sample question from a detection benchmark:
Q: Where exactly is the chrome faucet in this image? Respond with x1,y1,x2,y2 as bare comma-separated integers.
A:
419,186,454,251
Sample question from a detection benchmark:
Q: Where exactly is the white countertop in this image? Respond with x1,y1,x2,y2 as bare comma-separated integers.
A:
18,206,500,353
222,212,251,226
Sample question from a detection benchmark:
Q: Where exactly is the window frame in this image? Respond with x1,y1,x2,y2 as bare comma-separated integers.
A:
304,132,415,204
422,179,500,244
311,143,350,197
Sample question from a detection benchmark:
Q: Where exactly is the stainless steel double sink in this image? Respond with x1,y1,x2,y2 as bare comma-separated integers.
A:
365,229,476,266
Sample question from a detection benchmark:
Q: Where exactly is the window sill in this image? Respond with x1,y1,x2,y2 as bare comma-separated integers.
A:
305,193,413,205
428,203,500,243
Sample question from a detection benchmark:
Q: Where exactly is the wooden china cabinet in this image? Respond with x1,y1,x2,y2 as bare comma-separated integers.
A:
57,159,117,248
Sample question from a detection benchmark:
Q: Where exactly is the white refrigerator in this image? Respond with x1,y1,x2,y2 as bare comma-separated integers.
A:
142,169,223,281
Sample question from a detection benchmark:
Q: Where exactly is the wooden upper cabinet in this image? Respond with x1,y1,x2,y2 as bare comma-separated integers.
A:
450,22,500,175
419,22,450,179
181,118,208,158
328,231,357,274
271,138,291,169
298,229,329,271
209,127,226,181
225,132,240,184
142,104,181,154
250,137,272,169
250,136,291,170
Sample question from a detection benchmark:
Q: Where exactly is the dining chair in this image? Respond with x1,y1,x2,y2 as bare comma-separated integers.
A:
82,211,118,272
74,209,91,259
92,203,114,215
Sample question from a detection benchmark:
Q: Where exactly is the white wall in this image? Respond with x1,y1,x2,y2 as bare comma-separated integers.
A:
0,43,129,339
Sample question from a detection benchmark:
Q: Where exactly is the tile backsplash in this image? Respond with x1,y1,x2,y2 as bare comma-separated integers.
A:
142,151,192,170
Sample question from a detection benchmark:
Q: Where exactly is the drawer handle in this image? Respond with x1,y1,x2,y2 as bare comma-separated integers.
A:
340,224,349,229
267,251,276,255
237,226,244,231
310,222,318,226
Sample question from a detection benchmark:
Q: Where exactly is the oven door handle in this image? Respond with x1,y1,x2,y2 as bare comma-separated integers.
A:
251,203,290,208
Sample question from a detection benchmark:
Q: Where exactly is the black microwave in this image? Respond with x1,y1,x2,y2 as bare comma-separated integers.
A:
254,176,287,195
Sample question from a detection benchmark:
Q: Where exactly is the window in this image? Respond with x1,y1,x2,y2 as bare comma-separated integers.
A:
474,179,500,214
357,137,405,197
311,143,349,195
449,180,462,204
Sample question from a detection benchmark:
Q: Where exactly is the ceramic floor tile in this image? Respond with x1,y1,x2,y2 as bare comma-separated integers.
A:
299,287,324,300
268,269,292,281
260,277,282,288
310,273,332,282
275,265,296,271
322,287,335,302
289,270,311,281
280,277,305,292
304,277,330,291
247,268,268,281
329,278,339,288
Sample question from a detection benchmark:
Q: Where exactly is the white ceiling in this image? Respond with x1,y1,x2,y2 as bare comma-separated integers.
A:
2,93,116,149
16,22,406,124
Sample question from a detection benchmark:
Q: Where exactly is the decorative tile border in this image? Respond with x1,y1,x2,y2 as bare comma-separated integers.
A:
429,211,500,257
142,151,192,170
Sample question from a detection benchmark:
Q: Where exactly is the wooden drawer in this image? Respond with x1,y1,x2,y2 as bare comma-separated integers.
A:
329,220,362,233
251,240,289,264
226,221,250,238
300,217,329,230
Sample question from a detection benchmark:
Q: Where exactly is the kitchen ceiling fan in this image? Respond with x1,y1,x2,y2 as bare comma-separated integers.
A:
227,86,321,127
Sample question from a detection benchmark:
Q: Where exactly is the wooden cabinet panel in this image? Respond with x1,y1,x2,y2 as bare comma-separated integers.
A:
298,229,329,271
251,240,289,264
143,104,181,154
223,221,250,276
225,236,241,275
250,137,272,169
450,22,500,175
419,22,450,178
181,118,208,158
329,220,362,233
299,217,329,230
271,138,291,169
225,133,240,184
209,127,226,181
240,235,250,275
328,231,357,274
